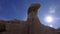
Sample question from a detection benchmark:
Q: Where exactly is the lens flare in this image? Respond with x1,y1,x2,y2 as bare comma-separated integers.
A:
49,25,53,27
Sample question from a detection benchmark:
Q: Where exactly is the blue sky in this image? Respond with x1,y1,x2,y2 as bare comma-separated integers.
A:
0,0,60,29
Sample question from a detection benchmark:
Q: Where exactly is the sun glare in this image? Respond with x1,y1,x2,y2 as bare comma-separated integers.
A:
45,16,53,23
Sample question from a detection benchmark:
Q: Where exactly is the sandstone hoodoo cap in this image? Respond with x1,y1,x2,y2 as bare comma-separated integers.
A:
28,4,41,14
30,4,40,9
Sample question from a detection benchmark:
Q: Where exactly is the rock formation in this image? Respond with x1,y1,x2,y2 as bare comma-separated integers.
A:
0,3,58,34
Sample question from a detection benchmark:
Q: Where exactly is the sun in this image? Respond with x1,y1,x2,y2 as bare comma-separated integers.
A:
45,16,53,23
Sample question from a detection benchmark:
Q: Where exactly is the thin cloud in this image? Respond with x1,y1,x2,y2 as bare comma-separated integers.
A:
0,16,8,20
49,5,56,14
24,15,27,21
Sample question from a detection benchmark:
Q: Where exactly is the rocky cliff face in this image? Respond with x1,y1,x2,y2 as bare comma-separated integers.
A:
0,4,58,34
0,20,58,34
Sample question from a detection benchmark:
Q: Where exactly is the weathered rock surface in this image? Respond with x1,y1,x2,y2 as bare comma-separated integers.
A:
0,4,58,34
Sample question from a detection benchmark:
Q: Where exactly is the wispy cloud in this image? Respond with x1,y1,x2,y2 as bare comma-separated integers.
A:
49,5,57,14
0,16,8,20
23,15,27,21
